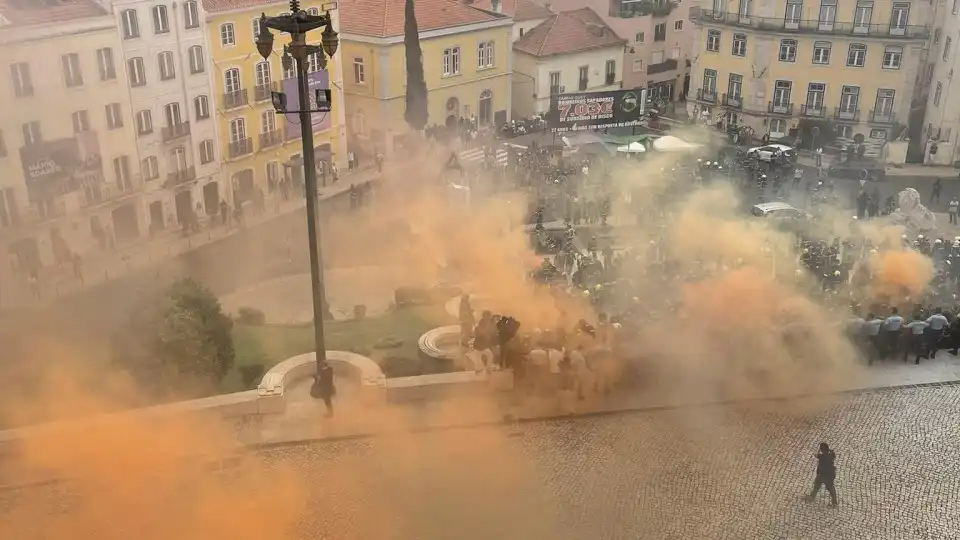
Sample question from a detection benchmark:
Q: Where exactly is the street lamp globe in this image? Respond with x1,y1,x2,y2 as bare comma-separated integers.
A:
321,18,339,57
255,15,274,60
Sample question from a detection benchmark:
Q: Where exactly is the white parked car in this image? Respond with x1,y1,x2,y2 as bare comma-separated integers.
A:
747,144,796,162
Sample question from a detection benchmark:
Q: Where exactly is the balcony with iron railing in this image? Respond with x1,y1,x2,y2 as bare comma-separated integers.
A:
165,166,197,187
260,129,283,150
647,58,679,75
82,176,142,208
869,109,896,124
689,8,930,40
228,138,254,159
611,0,678,19
800,104,826,118
834,107,861,122
768,101,794,115
255,81,278,102
161,122,191,143
722,93,742,109
695,87,718,103
223,89,249,110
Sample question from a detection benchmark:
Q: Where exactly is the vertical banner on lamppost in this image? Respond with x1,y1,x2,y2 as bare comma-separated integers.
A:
283,69,332,140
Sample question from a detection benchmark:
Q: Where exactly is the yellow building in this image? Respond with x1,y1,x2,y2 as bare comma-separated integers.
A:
201,0,347,205
0,0,144,269
339,0,514,154
688,1,931,147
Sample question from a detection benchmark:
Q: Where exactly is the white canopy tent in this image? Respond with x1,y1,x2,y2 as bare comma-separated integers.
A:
652,135,701,152
617,142,647,153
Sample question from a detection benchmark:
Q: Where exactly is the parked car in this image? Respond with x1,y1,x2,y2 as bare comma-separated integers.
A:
747,144,796,162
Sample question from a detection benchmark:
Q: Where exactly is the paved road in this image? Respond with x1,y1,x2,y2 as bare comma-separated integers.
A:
5,386,960,539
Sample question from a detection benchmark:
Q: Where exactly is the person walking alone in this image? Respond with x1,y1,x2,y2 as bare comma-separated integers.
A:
804,442,839,507
311,363,336,417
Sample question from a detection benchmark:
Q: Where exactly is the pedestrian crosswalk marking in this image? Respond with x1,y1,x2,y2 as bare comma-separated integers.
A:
459,148,509,167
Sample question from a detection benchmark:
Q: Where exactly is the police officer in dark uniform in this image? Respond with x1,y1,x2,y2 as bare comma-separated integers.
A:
804,442,838,507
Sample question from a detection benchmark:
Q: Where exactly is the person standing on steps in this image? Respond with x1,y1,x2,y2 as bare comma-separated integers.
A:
804,442,838,507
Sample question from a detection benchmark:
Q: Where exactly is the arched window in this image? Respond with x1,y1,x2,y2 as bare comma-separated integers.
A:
479,90,493,125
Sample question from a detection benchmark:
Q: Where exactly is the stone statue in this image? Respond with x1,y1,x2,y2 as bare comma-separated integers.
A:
890,187,937,233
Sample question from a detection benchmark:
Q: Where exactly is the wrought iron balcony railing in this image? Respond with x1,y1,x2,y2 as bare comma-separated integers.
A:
689,8,929,40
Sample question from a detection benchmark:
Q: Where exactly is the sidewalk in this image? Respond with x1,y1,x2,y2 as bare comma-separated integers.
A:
3,165,386,310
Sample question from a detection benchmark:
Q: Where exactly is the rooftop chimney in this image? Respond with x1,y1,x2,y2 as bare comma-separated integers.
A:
491,0,501,13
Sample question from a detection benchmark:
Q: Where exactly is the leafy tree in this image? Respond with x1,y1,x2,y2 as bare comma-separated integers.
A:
403,0,429,131
118,278,235,393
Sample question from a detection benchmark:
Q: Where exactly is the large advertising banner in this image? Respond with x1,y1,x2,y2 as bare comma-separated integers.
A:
548,89,648,133
19,132,101,199
283,69,332,140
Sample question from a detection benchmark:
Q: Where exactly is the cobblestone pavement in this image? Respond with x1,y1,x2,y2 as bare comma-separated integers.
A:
4,387,960,539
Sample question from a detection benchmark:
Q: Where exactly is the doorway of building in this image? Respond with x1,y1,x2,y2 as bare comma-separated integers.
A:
202,181,220,215
174,190,193,225
479,90,492,125
111,203,139,243
149,201,164,233
232,169,254,208
8,237,40,271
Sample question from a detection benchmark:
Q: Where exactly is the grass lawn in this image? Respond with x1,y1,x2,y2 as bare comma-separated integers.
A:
226,305,456,390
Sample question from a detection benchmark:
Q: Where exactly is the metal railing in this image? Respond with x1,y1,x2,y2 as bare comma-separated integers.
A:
165,166,197,187
690,8,929,39
768,101,794,115
869,109,896,124
722,93,742,109
227,138,253,159
800,104,826,117
834,107,861,122
260,130,283,149
82,177,141,208
255,82,278,102
223,89,249,110
696,87,718,103
161,122,191,143
648,58,678,75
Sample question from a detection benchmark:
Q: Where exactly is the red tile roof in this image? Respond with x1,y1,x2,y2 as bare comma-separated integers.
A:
339,0,504,38
465,0,552,22
513,7,623,57
0,0,107,27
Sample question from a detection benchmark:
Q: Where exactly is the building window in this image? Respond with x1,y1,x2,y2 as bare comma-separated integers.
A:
819,0,837,29
675,20,683,31
632,59,644,72
164,102,182,127
253,62,270,91
477,41,494,69
142,156,159,180
635,32,644,43
224,68,241,93
72,110,90,133
152,5,169,34
114,156,131,188
875,88,895,116
732,33,746,56
935,28,942,46
128,57,146,87
769,118,787,137
605,60,616,85
578,65,589,91
252,17,262,40
353,109,366,136
890,3,910,32
934,82,943,106
10,62,33,98
944,37,952,61
652,49,665,63
307,51,322,73
853,1,873,32
22,122,41,146
169,147,186,173
727,73,742,99
702,68,717,96
229,117,246,143
869,129,887,140
267,161,280,185
60,53,83,88
199,140,215,164
846,43,866,67
194,95,210,120
261,109,277,133
158,51,176,81
353,58,365,84
549,71,560,95
772,80,792,108
184,1,199,29
220,23,236,47
840,85,860,113
135,109,153,135
654,23,666,42
779,39,797,62
442,47,461,76
838,124,853,138
105,103,123,129
188,46,205,74
706,30,720,52
96,48,116,81
882,46,902,69
806,82,826,112
785,0,802,27
812,41,831,64
121,9,139,39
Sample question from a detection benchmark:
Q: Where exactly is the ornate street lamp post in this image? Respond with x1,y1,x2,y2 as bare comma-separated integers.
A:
256,0,339,371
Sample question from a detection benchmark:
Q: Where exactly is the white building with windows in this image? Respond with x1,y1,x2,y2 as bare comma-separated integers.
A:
102,0,222,231
512,7,626,118
918,0,960,166
0,0,144,271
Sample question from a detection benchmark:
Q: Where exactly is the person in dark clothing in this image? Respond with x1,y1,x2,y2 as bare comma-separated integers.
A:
804,442,838,507
311,363,336,417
